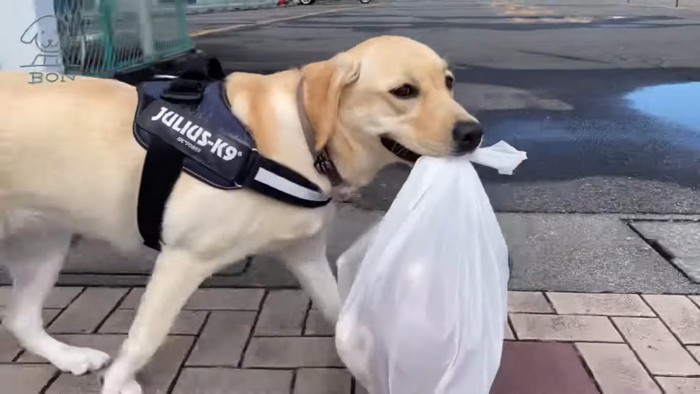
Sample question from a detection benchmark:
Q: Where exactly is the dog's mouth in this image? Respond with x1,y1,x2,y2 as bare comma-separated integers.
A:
380,137,421,163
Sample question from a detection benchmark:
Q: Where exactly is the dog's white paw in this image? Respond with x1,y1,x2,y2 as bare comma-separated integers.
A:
52,346,111,376
101,378,143,394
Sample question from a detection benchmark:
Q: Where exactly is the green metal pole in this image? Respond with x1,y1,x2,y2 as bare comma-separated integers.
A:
138,0,156,63
99,0,116,75
176,0,186,43
176,0,193,54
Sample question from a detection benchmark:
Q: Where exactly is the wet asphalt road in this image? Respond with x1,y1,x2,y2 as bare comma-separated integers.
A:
193,0,700,214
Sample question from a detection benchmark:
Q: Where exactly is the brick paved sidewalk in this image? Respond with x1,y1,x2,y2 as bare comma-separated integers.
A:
1,287,700,393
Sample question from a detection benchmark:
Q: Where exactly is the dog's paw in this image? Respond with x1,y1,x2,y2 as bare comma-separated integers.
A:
52,346,111,376
101,379,142,394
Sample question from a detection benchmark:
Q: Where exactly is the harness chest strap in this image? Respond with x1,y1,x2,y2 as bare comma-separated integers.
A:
135,74,331,251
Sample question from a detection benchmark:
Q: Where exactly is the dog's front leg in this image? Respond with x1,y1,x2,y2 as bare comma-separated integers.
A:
279,232,342,325
101,247,228,394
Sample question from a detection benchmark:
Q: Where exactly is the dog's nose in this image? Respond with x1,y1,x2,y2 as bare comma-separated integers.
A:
452,122,484,155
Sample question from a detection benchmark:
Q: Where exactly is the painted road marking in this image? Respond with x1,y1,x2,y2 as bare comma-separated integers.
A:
489,1,594,24
189,4,379,38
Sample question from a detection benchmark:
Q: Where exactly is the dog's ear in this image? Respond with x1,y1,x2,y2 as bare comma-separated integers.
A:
20,19,41,44
301,52,360,151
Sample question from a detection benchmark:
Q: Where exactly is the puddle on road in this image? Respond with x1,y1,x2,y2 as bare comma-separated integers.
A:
625,82,700,131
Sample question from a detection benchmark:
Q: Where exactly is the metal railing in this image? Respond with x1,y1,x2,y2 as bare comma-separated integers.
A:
53,0,305,77
55,0,194,77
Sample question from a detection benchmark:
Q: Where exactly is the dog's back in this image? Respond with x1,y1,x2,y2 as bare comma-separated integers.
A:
1,73,140,182
0,72,146,245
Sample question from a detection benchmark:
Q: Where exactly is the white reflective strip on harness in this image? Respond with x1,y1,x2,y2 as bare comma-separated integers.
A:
254,167,329,202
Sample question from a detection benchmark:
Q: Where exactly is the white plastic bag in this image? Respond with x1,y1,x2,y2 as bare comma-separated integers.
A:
335,141,527,394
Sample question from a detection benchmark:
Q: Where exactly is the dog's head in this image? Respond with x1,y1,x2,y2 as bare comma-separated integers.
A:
20,15,60,53
301,35,482,188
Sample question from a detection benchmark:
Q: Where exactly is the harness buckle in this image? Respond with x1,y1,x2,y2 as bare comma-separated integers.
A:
160,90,204,103
161,79,206,104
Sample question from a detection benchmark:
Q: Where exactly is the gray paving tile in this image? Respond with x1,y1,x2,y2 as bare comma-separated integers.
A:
54,274,153,287
129,335,196,393
510,314,622,342
631,221,700,283
0,328,22,363
0,286,83,309
547,292,654,316
656,377,700,394
222,257,300,288
185,288,265,311
63,239,159,275
99,309,207,335
117,288,143,309
255,290,309,336
326,205,384,264
244,337,343,368
690,296,700,308
499,214,698,293
120,288,264,310
0,364,56,394
613,317,700,376
63,238,247,276
186,311,256,367
355,383,370,394
576,342,661,394
0,309,63,362
42,309,63,325
172,367,292,394
304,309,334,336
508,291,554,313
45,287,85,309
116,288,145,309
0,287,9,308
294,368,353,394
44,335,193,394
643,294,700,344
18,333,125,363
48,288,128,334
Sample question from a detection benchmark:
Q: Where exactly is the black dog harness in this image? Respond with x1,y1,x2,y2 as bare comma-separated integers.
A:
133,65,331,251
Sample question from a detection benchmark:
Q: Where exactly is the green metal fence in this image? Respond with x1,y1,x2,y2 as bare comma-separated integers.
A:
53,0,293,77
55,0,194,77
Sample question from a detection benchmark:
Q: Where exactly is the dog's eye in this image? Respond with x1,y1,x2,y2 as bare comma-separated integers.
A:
390,84,419,99
446,76,455,90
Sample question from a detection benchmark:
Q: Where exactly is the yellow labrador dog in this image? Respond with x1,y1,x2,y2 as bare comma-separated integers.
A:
0,35,482,394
